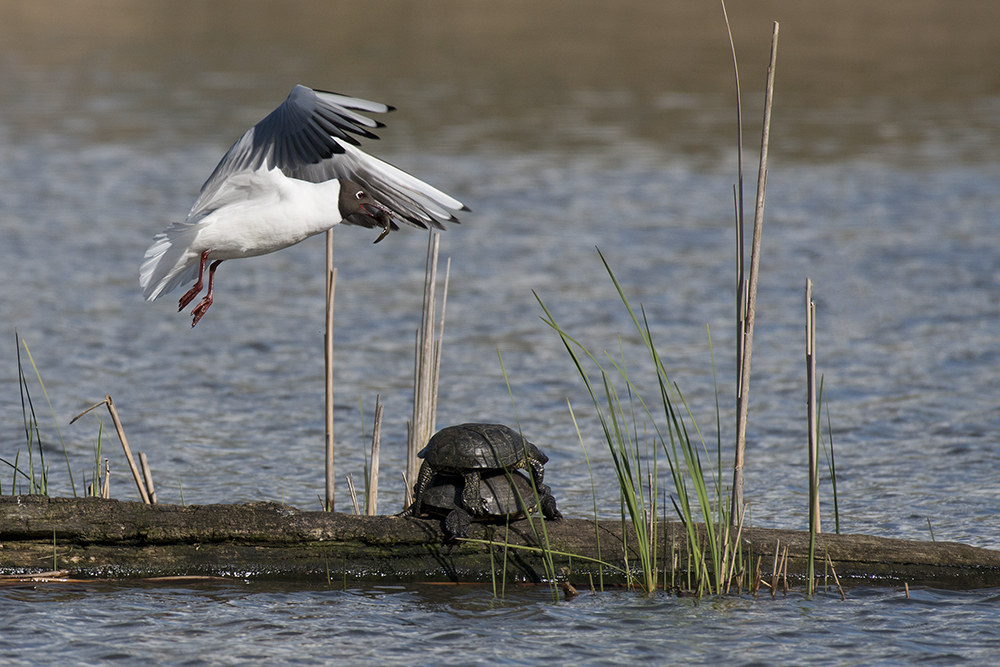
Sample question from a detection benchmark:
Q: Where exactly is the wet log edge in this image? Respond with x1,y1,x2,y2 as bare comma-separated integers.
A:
2,496,999,589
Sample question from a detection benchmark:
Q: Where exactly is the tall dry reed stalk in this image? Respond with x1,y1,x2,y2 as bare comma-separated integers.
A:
366,396,384,515
324,230,337,512
806,279,819,595
726,8,780,527
806,279,820,533
407,230,449,505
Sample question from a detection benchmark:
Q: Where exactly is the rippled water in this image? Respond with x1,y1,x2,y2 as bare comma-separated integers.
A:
2,0,1000,664
3,581,1000,666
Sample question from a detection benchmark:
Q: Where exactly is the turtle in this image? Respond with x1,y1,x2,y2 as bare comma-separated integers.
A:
401,423,549,518
418,469,562,539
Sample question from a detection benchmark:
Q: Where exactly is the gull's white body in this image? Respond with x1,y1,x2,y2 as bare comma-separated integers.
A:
140,170,344,301
140,85,466,319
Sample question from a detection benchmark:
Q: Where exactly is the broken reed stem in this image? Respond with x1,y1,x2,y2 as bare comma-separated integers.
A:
366,396,383,516
346,473,360,515
138,451,157,505
72,396,150,503
781,546,789,596
102,458,110,499
770,539,780,599
325,229,337,513
723,504,746,594
105,397,149,503
807,279,820,533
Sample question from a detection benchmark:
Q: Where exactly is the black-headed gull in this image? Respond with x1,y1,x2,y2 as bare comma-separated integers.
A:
140,85,467,327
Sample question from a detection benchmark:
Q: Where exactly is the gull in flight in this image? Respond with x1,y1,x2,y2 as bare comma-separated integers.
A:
140,85,467,326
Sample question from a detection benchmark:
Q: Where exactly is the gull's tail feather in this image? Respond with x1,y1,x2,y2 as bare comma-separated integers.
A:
140,222,202,301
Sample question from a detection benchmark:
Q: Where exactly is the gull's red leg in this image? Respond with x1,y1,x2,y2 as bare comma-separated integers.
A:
190,260,223,327
178,250,212,311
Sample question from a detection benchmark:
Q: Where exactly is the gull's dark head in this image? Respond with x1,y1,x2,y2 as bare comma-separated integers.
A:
339,180,393,232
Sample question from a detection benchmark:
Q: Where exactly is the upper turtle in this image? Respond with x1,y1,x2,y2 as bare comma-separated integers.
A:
420,423,547,474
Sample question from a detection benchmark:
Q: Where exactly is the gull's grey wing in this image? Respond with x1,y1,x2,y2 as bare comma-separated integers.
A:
188,85,394,220
289,141,468,231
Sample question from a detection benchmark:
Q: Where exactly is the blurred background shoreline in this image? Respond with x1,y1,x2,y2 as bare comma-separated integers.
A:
2,0,998,165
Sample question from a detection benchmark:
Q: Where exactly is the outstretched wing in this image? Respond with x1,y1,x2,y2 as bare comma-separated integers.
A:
290,141,466,231
188,85,466,230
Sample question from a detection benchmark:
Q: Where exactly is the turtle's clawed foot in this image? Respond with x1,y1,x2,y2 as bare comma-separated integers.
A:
444,509,472,540
395,504,419,518
541,493,563,521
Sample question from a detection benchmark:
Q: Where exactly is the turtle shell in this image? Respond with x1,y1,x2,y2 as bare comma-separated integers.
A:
418,423,548,472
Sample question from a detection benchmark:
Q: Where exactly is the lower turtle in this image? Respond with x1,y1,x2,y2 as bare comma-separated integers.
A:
418,469,562,539
401,423,549,518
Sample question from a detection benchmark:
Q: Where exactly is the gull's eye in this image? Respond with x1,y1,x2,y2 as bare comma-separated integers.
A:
355,190,365,200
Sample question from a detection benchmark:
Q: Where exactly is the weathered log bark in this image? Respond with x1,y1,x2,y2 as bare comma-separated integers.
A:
2,496,998,589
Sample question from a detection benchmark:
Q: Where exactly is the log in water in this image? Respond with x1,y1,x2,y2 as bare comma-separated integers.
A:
2,496,998,589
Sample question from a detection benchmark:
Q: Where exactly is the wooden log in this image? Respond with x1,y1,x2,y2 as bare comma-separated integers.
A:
2,496,998,589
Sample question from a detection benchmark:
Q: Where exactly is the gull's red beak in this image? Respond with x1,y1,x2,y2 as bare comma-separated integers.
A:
361,200,393,228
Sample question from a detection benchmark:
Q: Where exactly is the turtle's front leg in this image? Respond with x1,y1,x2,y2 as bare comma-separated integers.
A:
527,458,545,487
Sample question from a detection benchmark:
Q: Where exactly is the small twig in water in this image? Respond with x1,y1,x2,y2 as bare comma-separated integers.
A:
826,554,846,600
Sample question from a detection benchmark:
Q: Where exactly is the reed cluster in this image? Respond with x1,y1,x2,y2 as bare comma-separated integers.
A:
539,255,746,595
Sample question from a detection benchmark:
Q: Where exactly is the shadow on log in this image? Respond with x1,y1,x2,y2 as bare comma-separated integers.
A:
2,496,999,589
